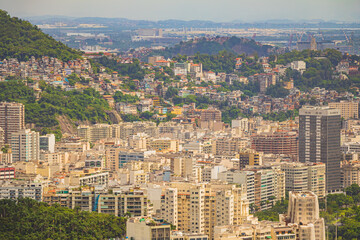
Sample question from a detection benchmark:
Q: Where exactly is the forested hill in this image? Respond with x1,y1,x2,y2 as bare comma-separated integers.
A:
152,36,274,58
0,10,82,61
0,198,126,240
0,80,111,140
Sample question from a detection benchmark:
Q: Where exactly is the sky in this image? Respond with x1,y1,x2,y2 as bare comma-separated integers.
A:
0,0,359,22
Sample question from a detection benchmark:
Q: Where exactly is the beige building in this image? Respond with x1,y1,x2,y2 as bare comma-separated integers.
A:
127,217,171,240
55,141,90,153
238,149,261,169
148,139,179,152
201,109,222,122
281,162,326,198
342,161,360,188
214,138,248,156
328,101,359,120
0,180,42,201
105,148,145,171
161,188,178,227
160,183,250,239
171,157,196,179
43,188,151,217
214,223,296,240
77,124,120,142
11,129,39,162
283,191,325,240
0,102,25,144
128,133,148,150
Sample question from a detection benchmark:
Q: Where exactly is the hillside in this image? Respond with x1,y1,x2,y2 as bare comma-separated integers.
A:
152,36,274,58
0,10,81,61
0,198,126,240
0,80,111,140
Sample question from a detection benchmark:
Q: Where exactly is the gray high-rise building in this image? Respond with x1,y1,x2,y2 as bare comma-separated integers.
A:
299,106,341,192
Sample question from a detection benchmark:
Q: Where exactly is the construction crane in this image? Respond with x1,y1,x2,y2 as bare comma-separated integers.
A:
343,30,354,54
318,28,325,41
296,31,304,42
288,33,294,49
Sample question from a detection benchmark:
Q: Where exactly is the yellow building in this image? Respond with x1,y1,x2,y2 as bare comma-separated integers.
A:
328,101,359,120
171,106,182,115
148,139,179,152
238,149,261,170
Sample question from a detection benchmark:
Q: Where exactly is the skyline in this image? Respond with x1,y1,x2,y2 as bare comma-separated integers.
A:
1,0,360,23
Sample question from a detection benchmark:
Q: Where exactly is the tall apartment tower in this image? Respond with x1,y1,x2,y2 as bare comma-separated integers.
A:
299,106,341,192
285,191,325,240
11,129,40,162
0,102,25,144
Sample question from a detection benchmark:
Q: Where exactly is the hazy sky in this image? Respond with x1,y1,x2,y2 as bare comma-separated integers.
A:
0,0,359,22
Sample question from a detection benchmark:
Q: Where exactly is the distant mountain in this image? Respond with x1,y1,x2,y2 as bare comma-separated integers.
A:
152,36,274,57
0,10,81,61
26,15,360,30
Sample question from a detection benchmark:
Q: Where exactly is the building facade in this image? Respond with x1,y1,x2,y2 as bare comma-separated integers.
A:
0,102,25,144
299,106,341,192
11,129,40,162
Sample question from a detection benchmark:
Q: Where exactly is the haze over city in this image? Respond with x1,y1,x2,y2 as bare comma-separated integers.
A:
1,0,360,22
1,0,360,239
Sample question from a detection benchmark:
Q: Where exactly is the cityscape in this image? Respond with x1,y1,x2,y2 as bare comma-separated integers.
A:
0,0,360,239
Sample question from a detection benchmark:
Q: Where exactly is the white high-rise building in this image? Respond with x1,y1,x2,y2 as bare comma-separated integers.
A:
11,129,40,162
40,134,56,153
161,188,178,227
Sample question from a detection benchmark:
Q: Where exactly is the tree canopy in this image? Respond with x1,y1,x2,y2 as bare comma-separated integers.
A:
0,10,81,61
0,198,126,240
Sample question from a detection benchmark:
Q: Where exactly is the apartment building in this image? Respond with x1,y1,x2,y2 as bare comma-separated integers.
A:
328,101,359,120
148,139,179,152
43,188,151,217
283,191,325,240
0,151,12,164
0,180,42,201
160,183,250,239
215,190,234,226
249,73,277,93
0,102,25,144
214,223,296,240
200,109,222,122
281,162,326,198
299,106,341,192
55,141,90,153
105,148,145,171
161,188,178,227
171,157,196,179
251,131,298,158
79,172,109,186
39,134,56,153
238,149,261,170
214,138,248,156
77,124,120,142
342,161,360,188
237,167,285,210
0,167,15,179
127,217,171,240
11,129,40,162
218,170,255,206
